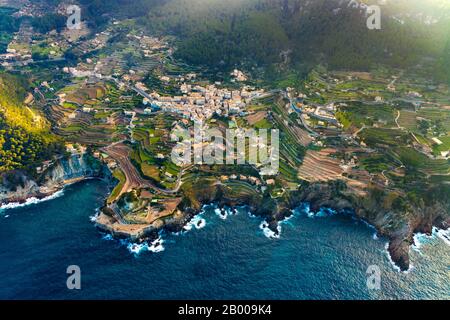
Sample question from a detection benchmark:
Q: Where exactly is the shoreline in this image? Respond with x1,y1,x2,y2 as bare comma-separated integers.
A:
95,196,450,275
0,177,107,210
1,176,449,273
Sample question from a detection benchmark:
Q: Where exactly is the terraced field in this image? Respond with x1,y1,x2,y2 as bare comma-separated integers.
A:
433,136,450,155
417,107,450,131
64,84,107,106
298,149,343,182
398,110,417,130
394,147,450,176
360,128,408,147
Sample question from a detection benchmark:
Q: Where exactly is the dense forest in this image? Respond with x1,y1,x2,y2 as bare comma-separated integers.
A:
141,0,450,74
0,73,64,173
0,115,64,173
24,0,450,77
0,73,38,133
0,7,20,53
31,13,66,34
32,0,167,30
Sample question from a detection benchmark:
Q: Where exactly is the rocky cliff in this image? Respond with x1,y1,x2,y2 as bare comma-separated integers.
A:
176,179,449,272
288,182,450,272
0,153,110,205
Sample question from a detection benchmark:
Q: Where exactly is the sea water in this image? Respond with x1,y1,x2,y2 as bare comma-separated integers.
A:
0,180,448,299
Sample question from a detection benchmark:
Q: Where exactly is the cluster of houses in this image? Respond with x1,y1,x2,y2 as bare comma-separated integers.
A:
129,34,169,57
0,23,33,66
296,101,340,128
0,17,71,67
230,69,248,82
139,81,265,122
0,48,31,66
220,174,262,186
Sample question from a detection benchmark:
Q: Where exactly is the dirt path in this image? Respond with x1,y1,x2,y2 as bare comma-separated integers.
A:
395,110,403,130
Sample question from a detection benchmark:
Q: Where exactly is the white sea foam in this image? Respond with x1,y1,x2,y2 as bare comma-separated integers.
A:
148,237,165,253
300,203,317,218
434,227,450,247
227,207,238,216
356,219,380,241
317,207,337,218
127,242,148,254
302,203,315,218
183,222,193,232
101,233,114,241
412,227,450,251
190,216,206,229
215,208,228,220
124,236,165,255
253,209,298,240
299,203,339,219
385,227,449,273
384,243,414,274
183,213,207,232
259,221,280,239
89,209,100,222
248,211,257,218
412,232,432,253
184,216,206,231
281,210,296,224
0,190,65,211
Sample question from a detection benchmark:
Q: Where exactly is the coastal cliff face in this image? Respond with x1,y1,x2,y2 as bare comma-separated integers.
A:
0,153,109,205
95,167,449,272
290,182,450,271
177,180,449,272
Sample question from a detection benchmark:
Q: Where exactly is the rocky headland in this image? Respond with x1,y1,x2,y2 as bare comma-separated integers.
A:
95,177,449,272
1,153,448,272
0,152,112,206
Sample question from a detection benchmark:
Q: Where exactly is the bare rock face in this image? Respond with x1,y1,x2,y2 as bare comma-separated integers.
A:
0,173,39,204
0,153,108,205
291,182,450,272
388,239,411,272
168,180,449,272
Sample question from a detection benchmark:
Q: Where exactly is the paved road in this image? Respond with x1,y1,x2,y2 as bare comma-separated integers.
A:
285,92,320,137
102,142,187,198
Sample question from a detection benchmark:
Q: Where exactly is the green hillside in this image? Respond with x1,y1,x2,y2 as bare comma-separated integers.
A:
25,0,450,76
0,7,20,53
0,73,64,173
0,73,45,133
142,0,450,74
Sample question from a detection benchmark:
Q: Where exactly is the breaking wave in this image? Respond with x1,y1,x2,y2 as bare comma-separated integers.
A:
122,236,165,255
299,202,338,218
259,221,281,239
183,214,207,232
0,190,65,212
384,243,414,274
413,227,450,253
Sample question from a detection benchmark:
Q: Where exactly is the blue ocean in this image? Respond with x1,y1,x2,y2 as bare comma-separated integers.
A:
0,180,449,299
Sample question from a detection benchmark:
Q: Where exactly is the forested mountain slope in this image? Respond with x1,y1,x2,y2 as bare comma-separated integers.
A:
142,0,449,78
27,0,450,79
0,73,63,173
